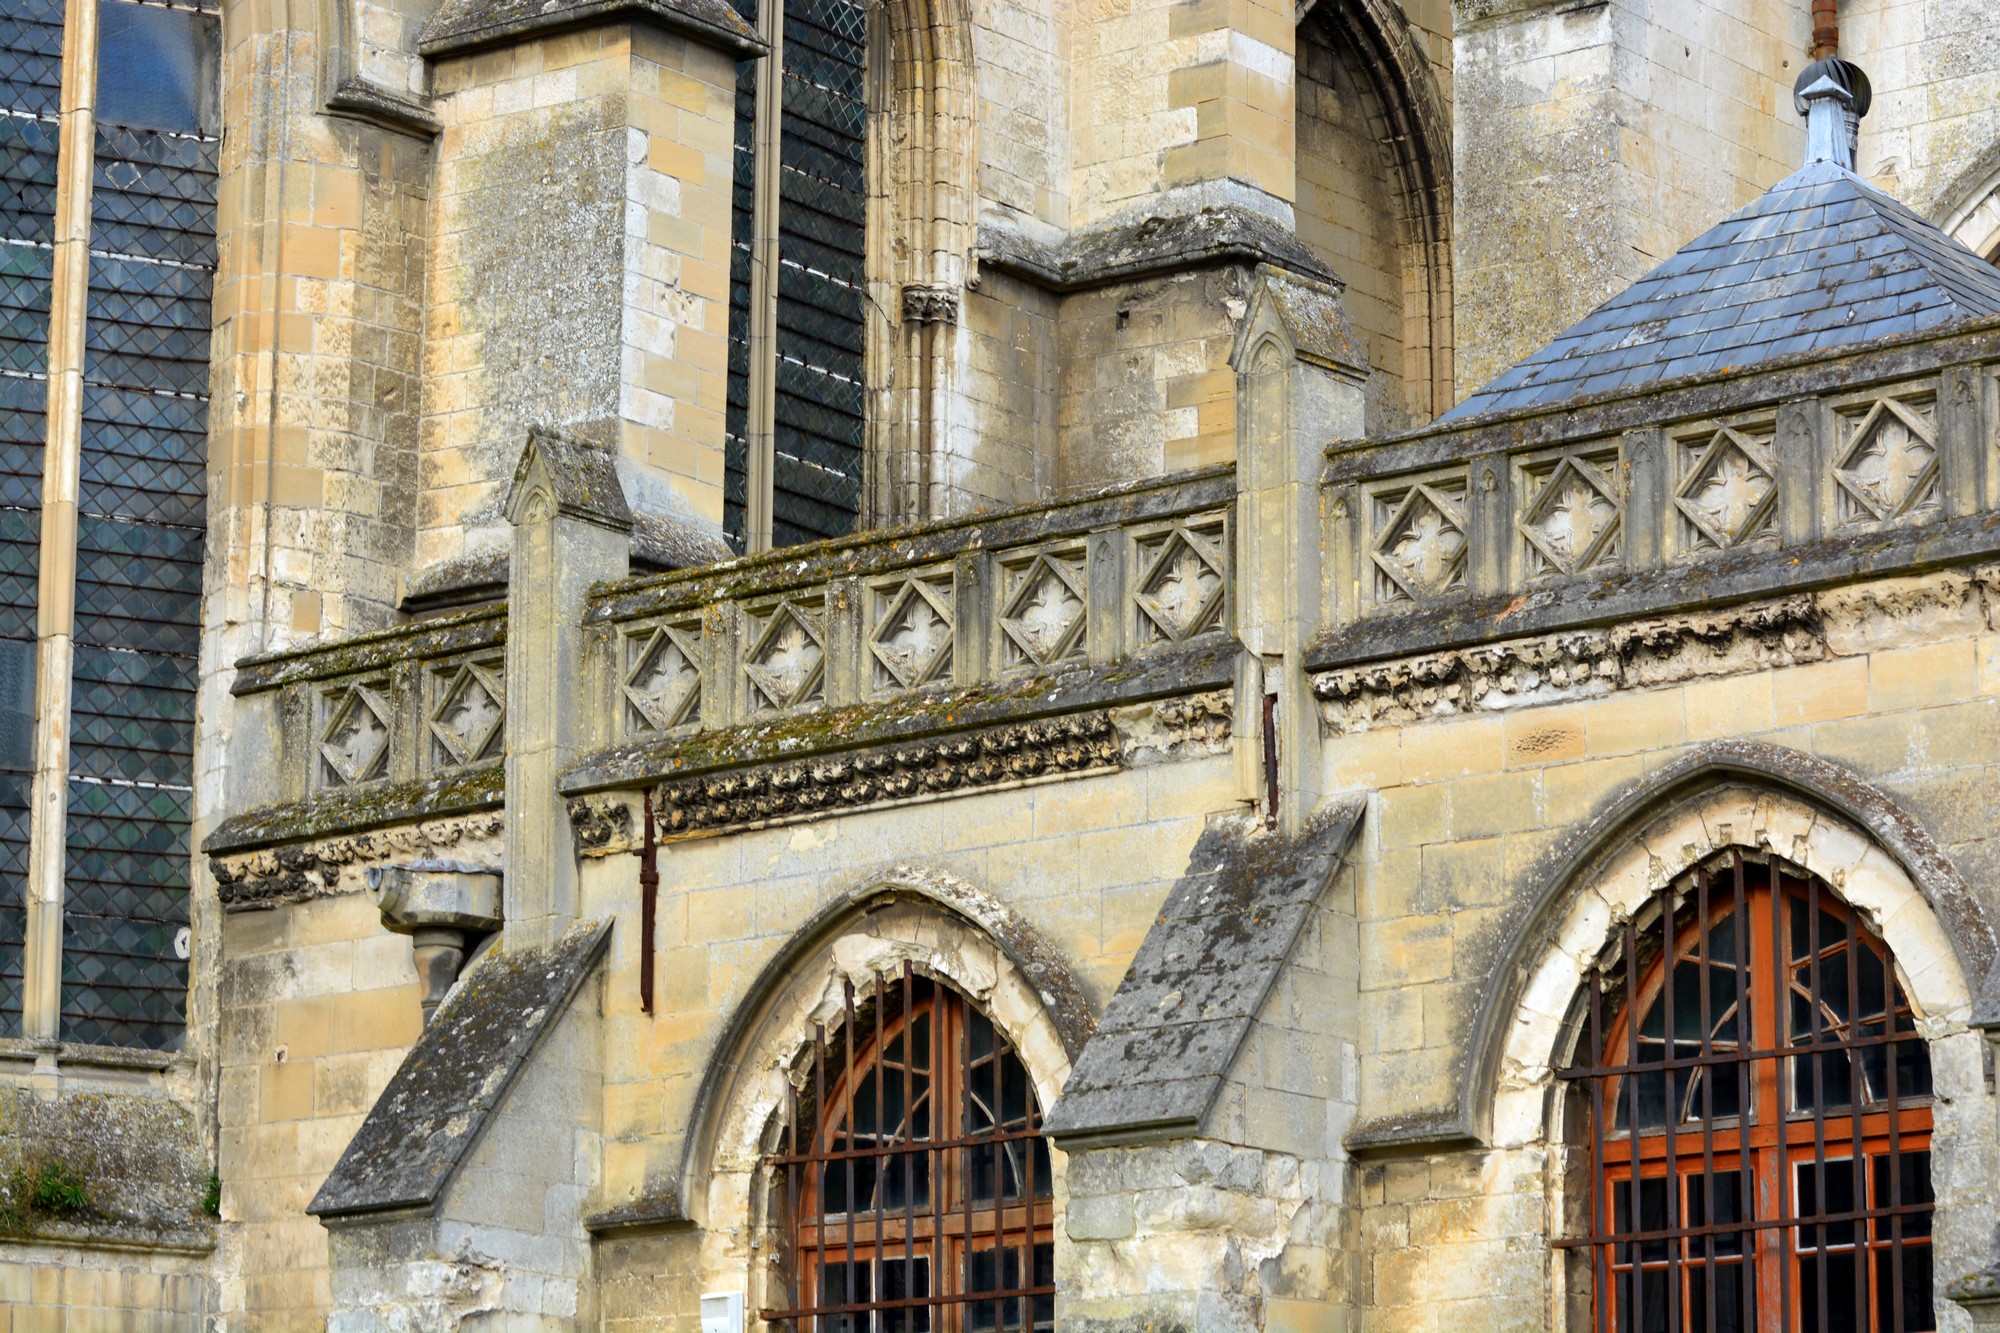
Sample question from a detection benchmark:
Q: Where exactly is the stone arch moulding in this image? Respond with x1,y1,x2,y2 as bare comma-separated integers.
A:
1934,145,2000,261
654,865,1092,1232
1464,740,2000,1150
1294,0,1454,419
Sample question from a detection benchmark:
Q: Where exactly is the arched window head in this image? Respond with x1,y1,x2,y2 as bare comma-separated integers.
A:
765,967,1055,1332
1562,854,1936,1333
724,0,871,553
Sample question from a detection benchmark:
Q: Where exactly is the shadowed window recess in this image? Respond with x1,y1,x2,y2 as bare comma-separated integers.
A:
767,968,1055,1333
1562,855,1936,1333
724,0,868,553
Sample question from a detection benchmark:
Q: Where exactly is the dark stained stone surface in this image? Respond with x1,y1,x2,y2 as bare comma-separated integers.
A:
1043,799,1366,1144
509,428,633,533
1445,160,2000,423
308,920,611,1219
419,0,760,57
978,204,1328,293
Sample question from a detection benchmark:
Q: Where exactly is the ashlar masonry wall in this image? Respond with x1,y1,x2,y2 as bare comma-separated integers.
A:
1451,0,1808,394
213,867,440,1324
422,24,740,570
1329,571,2000,1331
589,745,1249,1329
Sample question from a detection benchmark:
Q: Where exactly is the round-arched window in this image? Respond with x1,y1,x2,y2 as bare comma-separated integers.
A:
1562,854,1936,1332
765,967,1055,1331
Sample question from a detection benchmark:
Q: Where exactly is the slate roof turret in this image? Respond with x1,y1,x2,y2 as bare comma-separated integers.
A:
1443,66,2000,424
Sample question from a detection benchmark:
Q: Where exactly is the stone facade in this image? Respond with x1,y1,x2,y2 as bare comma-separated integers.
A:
19,0,2000,1331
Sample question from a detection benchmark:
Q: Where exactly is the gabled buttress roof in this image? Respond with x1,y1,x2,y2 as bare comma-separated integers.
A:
1443,159,2000,423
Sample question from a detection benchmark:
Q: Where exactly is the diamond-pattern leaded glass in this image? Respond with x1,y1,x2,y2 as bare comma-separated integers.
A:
724,0,867,550
773,0,865,546
58,779,189,1050
723,0,760,551
60,1,218,1050
83,254,213,396
91,125,218,266
0,0,64,121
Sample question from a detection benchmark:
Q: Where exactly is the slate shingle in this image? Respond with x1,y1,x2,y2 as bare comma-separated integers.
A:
1444,160,2000,423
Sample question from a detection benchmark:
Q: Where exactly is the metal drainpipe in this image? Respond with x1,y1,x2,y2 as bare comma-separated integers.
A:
1811,0,1839,59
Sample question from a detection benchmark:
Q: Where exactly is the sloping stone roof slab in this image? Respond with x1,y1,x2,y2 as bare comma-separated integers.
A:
308,919,611,1219
1043,799,1365,1147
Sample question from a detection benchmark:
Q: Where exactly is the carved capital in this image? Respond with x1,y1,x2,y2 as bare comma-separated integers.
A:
901,283,961,325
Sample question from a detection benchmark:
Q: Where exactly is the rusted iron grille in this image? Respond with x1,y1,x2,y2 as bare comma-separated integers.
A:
1558,854,1936,1333
764,966,1055,1332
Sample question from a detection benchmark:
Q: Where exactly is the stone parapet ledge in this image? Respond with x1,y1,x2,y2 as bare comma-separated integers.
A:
1315,318,2000,674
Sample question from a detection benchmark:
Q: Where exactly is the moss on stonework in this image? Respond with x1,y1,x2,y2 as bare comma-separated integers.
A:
0,1086,212,1247
586,463,1238,621
562,636,1240,794
231,602,508,696
203,762,505,856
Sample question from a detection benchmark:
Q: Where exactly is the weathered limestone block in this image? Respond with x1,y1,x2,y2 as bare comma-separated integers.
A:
420,13,755,569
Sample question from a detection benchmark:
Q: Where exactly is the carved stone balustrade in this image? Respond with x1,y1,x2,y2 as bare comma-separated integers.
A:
1311,321,2000,729
562,467,1241,839
205,607,510,906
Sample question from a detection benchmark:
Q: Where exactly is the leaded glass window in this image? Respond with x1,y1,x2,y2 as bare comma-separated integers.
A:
723,0,869,553
0,0,215,1051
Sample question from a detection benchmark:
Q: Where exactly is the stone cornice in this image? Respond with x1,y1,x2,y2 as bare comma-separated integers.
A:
418,0,764,60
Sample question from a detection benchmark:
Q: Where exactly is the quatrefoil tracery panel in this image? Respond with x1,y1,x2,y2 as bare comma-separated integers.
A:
1133,515,1228,645
318,679,391,789
743,597,827,713
1519,450,1622,578
1835,396,1940,524
428,658,505,770
998,549,1088,670
1371,478,1468,603
870,573,955,692
625,622,703,734
1675,425,1778,552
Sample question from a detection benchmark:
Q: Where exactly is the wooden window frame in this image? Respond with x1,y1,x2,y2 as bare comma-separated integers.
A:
765,966,1056,1332
1563,854,1937,1333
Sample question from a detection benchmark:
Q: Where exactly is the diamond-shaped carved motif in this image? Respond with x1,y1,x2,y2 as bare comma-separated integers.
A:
1836,398,1939,523
1135,520,1227,644
1000,552,1087,668
318,681,390,789
625,624,702,734
871,577,954,691
1676,428,1777,551
1521,454,1621,578
429,660,504,769
1372,483,1467,602
744,600,826,712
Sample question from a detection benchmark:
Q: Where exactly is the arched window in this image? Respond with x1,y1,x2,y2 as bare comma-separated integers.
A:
766,969,1055,1332
1563,855,1936,1333
724,0,870,553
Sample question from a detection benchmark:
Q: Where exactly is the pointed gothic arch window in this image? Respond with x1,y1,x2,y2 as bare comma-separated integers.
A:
1563,855,1936,1333
765,968,1056,1332
724,0,871,553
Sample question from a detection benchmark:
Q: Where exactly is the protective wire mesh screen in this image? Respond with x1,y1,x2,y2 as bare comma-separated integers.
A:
0,0,59,1036
1560,855,1937,1333
62,0,216,1048
766,968,1056,1333
724,0,868,551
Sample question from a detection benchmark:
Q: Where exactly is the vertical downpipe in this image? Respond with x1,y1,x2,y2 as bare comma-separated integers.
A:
638,790,658,1013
